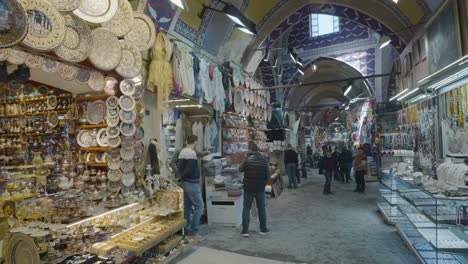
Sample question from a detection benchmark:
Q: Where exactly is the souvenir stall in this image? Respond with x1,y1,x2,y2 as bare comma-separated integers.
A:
0,0,200,263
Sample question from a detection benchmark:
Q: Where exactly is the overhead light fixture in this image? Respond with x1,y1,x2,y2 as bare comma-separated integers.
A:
202,2,256,35
235,25,256,35
296,58,303,67
341,103,346,107
409,94,428,104
289,48,297,63
297,67,304,75
272,56,278,68
392,0,399,3
428,66,468,90
168,98,191,103
344,85,352,96
397,87,420,101
170,0,188,10
312,64,318,72
335,117,339,121
379,35,391,49
345,106,350,111
389,88,409,101
263,48,270,62
175,104,203,108
418,55,468,84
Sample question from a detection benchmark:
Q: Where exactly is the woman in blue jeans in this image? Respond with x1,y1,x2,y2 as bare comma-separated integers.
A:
284,144,299,189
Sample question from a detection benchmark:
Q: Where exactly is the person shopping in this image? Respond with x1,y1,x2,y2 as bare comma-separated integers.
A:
177,135,204,236
239,142,270,237
354,147,367,193
340,146,353,183
284,144,299,189
298,145,308,179
323,148,334,194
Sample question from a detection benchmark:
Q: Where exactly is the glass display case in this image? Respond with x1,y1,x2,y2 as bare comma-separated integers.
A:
379,172,468,264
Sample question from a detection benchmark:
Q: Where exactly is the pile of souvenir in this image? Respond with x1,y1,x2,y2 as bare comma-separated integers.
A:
222,114,249,156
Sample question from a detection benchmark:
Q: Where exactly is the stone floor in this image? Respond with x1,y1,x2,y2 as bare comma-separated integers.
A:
174,170,417,264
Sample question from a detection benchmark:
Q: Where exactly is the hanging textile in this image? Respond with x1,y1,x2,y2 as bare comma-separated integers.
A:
192,121,204,152
178,45,195,96
147,32,174,114
175,113,192,149
193,54,203,104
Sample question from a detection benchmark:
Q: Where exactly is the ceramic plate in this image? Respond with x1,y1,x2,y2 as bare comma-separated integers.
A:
121,159,134,173
73,0,118,24
41,57,58,72
89,28,121,71
77,68,90,84
134,127,144,141
88,71,105,91
48,0,81,12
118,95,135,111
106,96,119,109
55,14,92,63
132,82,144,98
104,77,118,95
47,95,57,109
108,136,121,148
77,130,92,147
106,125,120,138
120,147,135,161
25,53,42,69
119,79,135,96
120,122,136,137
0,0,28,48
122,172,135,186
19,0,66,51
86,100,106,125
96,128,108,147
108,148,120,160
116,40,142,78
124,12,155,51
107,158,121,170
106,115,120,127
101,0,133,37
107,169,122,182
37,85,48,95
121,136,134,148
134,141,144,156
119,109,136,124
7,49,26,65
47,111,58,128
0,48,10,61
107,108,119,118
57,63,79,81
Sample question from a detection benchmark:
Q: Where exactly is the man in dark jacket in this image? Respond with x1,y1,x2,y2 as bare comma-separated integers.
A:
239,142,270,237
340,147,353,183
323,148,335,194
177,135,203,236
284,144,299,189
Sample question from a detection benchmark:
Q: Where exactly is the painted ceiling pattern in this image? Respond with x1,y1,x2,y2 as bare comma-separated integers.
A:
145,0,177,32
288,16,370,51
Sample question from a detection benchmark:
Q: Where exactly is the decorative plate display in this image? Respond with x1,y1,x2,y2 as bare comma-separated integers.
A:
107,158,121,170
25,54,42,69
24,83,34,94
121,136,134,148
77,130,92,147
37,85,48,95
120,122,136,137
107,169,122,182
120,147,135,161
47,95,57,109
106,125,120,139
88,28,121,71
48,0,81,12
4,233,40,264
73,0,118,24
108,136,121,148
132,82,144,98
124,12,155,51
41,57,58,72
106,95,119,109
134,141,144,156
116,40,142,78
57,63,79,81
121,159,134,173
7,48,26,65
55,14,92,63
101,0,133,37
119,79,135,96
86,100,106,125
104,76,118,95
106,115,119,127
122,172,135,187
107,108,119,118
19,0,66,51
96,128,108,147
0,48,10,61
108,148,120,160
87,71,105,91
267,108,272,122
135,127,144,141
47,111,58,128
119,109,136,124
233,89,242,114
118,95,135,111
76,68,90,83
0,0,28,48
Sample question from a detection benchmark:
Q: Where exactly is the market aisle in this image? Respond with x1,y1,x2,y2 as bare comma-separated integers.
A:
175,169,417,264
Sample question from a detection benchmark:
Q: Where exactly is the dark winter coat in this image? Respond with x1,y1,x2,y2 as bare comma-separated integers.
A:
239,152,270,193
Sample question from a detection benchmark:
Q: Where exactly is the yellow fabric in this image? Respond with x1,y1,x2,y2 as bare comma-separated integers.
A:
147,32,174,114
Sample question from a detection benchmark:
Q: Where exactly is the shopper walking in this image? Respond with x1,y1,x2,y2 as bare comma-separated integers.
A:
298,145,308,179
306,144,313,167
354,147,367,193
323,148,334,194
340,146,353,183
177,135,204,236
332,147,340,181
284,144,299,189
239,142,270,237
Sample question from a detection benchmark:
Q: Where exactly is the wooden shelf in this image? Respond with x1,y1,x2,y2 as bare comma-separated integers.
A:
1,94,71,104
75,94,109,102
80,147,111,151
25,109,69,116
86,163,108,167
0,133,48,137
77,124,108,129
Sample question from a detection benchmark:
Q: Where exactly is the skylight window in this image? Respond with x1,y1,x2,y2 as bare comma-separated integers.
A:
310,14,340,37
